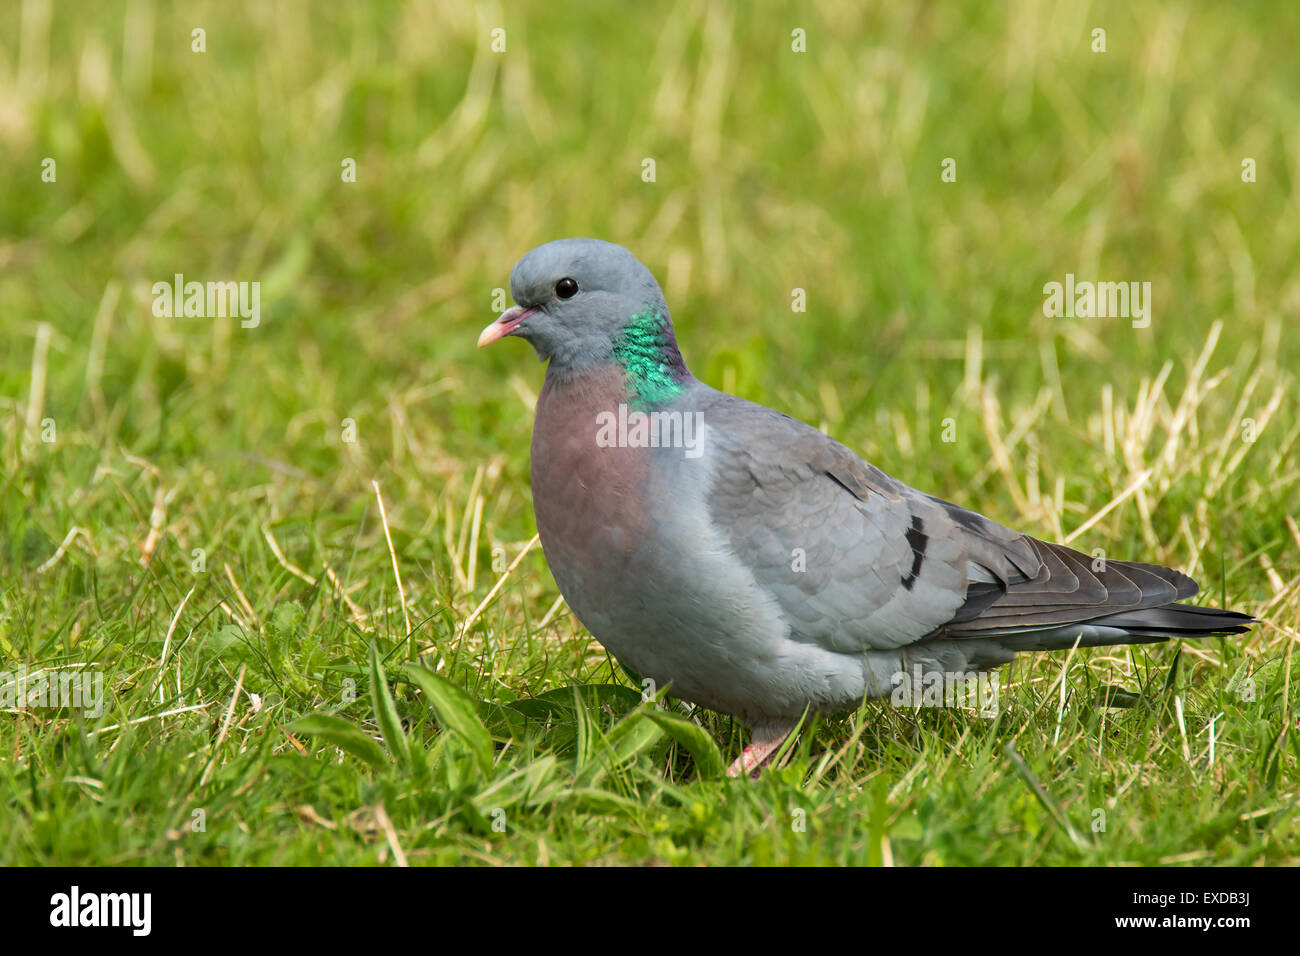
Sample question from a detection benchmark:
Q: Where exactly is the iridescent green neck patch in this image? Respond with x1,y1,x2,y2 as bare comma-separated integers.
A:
612,308,687,408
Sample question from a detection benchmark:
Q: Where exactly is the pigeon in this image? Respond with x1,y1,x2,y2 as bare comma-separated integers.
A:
478,238,1254,777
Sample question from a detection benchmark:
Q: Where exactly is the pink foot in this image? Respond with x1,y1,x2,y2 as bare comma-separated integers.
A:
726,723,795,778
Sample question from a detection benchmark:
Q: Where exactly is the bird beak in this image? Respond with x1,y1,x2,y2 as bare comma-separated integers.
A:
477,306,536,348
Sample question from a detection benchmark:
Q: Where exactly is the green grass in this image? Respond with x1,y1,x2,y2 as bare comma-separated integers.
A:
1,0,1297,865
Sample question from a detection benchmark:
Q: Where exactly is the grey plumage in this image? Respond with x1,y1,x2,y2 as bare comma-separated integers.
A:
479,238,1253,773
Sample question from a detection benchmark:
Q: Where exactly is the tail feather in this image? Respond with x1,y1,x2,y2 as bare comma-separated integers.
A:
988,601,1254,655
965,601,1254,660
945,536,1252,645
1086,602,1254,637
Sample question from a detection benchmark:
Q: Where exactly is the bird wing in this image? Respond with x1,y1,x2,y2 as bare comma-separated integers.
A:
701,392,1199,652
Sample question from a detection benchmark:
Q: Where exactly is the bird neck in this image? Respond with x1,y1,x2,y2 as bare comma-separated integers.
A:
610,308,691,408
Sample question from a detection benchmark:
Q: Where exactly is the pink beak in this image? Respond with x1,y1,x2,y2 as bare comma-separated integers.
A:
477,306,537,348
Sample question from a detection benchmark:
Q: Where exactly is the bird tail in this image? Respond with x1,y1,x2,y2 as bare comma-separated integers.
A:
989,601,1254,655
1080,601,1254,639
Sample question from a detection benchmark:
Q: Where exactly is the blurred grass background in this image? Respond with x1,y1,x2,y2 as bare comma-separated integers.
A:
0,0,1296,865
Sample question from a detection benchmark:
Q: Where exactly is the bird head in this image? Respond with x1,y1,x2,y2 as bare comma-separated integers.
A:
477,238,672,372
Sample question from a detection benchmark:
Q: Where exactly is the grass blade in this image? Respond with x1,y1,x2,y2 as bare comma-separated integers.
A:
403,663,494,775
369,642,411,770
290,714,388,769
645,709,725,780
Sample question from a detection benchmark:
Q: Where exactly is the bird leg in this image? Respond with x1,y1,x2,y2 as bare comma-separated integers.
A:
726,722,795,778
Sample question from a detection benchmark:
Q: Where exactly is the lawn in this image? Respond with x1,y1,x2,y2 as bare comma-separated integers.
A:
1,0,1296,865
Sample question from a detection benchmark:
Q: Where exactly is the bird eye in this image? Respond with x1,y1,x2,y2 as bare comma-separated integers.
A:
555,277,578,299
